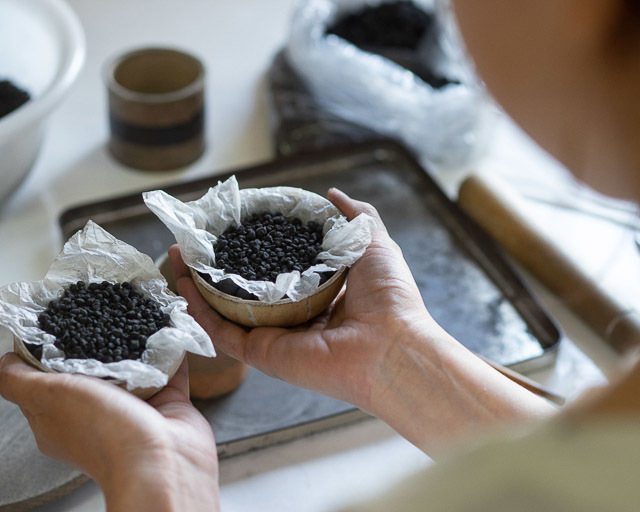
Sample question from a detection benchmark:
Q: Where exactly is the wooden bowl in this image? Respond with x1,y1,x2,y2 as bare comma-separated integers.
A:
191,266,347,328
13,335,183,400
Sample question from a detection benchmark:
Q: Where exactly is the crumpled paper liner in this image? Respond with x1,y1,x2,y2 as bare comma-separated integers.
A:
143,175,374,303
0,221,215,393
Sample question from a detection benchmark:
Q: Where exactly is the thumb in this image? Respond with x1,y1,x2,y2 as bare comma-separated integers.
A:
0,352,44,406
327,188,382,224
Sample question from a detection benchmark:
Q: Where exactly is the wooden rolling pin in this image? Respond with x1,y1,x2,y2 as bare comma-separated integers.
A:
458,172,640,354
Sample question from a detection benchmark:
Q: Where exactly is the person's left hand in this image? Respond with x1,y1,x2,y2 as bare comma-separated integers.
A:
0,353,220,511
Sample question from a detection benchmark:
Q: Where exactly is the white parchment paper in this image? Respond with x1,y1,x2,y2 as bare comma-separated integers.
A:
0,221,215,391
144,176,375,303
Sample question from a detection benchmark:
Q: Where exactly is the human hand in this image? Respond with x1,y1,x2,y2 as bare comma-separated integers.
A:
170,189,554,455
0,354,220,511
169,188,437,415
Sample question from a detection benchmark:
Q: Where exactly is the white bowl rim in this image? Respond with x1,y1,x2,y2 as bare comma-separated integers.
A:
0,0,86,138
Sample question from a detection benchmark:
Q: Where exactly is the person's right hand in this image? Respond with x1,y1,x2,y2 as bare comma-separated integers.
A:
169,188,436,412
170,189,554,454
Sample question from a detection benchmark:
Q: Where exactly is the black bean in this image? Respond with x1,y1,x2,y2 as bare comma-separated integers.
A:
24,342,43,361
0,80,31,119
211,211,326,301
236,288,259,301
36,281,169,364
325,3,459,89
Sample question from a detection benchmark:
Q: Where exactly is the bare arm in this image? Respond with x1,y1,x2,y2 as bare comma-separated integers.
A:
170,189,554,455
0,355,220,511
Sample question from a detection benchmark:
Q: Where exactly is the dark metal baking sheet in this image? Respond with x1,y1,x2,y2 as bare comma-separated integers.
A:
57,138,560,451
60,139,560,366
1,139,561,510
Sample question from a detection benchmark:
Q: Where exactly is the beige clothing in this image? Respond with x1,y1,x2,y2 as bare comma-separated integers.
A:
348,418,640,511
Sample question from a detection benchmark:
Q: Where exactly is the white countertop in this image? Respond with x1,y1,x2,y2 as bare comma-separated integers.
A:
0,1,634,510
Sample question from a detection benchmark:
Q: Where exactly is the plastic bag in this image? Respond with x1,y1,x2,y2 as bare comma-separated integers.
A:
266,50,383,156
282,0,495,169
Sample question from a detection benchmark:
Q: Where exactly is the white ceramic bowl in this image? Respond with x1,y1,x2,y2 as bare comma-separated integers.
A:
0,0,85,205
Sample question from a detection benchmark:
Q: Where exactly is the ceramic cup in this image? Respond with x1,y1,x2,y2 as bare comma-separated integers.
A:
105,47,205,170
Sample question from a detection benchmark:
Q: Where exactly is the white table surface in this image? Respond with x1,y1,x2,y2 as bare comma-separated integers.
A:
0,0,634,510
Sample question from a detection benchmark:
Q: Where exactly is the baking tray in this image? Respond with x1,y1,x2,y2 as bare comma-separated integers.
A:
60,139,561,442
0,139,561,510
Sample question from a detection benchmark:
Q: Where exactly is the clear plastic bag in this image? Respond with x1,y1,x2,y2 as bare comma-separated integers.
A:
282,0,496,169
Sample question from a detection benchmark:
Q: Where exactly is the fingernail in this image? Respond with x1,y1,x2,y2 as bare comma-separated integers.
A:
328,187,348,197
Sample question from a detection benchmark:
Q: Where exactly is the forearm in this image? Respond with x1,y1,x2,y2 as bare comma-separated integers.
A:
100,447,220,512
367,318,556,456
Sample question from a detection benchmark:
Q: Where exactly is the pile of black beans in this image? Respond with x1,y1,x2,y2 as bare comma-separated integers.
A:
214,212,324,283
327,1,434,50
36,281,170,364
0,80,30,119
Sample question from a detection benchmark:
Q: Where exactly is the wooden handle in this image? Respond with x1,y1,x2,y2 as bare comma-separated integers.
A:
458,172,640,353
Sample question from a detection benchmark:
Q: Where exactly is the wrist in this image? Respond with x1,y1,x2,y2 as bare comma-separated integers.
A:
364,315,447,414
366,316,554,455
99,436,220,512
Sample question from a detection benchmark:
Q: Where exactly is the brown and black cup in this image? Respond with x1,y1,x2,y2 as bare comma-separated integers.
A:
106,47,205,170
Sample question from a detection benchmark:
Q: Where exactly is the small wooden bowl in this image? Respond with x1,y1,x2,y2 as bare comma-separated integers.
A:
13,335,183,400
191,267,347,328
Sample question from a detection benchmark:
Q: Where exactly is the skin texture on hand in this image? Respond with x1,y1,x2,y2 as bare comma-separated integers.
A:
170,188,433,409
0,354,220,512
170,188,555,455
0,188,553,511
